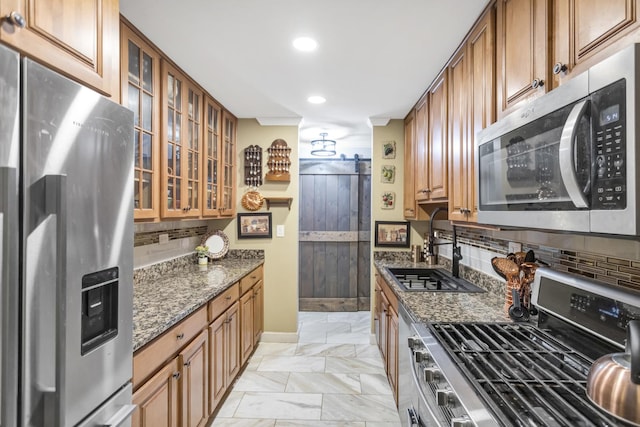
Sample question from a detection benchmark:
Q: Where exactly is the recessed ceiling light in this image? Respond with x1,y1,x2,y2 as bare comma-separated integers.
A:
293,37,318,52
307,95,326,104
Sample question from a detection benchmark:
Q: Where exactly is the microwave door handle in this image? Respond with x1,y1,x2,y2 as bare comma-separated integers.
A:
559,99,589,208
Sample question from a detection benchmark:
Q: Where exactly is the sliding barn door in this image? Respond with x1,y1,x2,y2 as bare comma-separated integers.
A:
299,159,371,311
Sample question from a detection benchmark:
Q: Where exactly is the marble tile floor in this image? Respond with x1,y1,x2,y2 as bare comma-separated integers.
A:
210,311,402,427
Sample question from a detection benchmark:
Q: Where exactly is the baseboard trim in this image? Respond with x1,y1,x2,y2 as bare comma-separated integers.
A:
260,331,299,343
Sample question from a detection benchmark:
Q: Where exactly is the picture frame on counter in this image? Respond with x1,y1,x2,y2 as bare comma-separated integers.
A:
374,220,410,248
237,212,272,239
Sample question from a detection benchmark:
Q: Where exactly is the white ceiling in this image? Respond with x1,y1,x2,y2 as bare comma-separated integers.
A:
119,1,490,158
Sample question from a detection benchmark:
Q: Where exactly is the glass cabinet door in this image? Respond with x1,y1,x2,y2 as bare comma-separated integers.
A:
161,61,202,218
203,97,222,217
121,23,160,221
221,111,237,216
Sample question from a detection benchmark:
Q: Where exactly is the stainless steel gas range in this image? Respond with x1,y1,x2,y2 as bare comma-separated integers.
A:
399,267,640,427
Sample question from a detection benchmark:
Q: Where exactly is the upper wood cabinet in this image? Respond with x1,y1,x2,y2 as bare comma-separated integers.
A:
220,111,237,217
414,95,429,202
0,0,119,98
202,97,222,217
552,0,640,87
449,6,495,223
121,21,162,221
427,70,449,201
496,0,549,117
403,110,417,218
161,61,203,219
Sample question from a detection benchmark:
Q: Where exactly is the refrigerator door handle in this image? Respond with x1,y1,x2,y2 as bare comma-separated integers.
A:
42,174,68,426
101,404,137,427
0,166,19,426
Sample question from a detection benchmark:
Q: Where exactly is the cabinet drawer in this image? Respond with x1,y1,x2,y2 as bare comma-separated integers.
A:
208,283,239,322
240,266,263,295
133,305,207,389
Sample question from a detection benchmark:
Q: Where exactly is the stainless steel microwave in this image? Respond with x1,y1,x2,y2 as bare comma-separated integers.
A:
476,43,640,236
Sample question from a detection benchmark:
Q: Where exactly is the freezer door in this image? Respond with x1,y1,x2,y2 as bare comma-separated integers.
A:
21,59,134,427
0,44,20,427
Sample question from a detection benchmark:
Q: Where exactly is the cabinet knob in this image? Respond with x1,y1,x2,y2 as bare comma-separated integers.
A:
176,333,184,340
553,62,568,75
6,11,26,28
531,78,544,89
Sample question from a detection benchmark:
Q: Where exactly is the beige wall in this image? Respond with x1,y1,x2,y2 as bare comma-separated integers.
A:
221,119,300,337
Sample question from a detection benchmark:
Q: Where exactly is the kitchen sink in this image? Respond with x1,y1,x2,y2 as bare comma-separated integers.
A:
385,267,485,293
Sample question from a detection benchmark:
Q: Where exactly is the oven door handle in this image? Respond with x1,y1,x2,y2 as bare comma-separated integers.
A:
559,99,589,208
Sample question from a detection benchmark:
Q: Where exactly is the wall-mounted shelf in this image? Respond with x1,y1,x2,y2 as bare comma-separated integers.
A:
264,197,293,210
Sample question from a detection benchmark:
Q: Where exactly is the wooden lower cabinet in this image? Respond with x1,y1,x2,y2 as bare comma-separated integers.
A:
208,301,240,413
132,358,180,427
133,266,263,425
180,331,209,427
374,270,399,405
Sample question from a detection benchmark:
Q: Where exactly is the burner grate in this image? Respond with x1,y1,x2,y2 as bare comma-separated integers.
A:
431,323,621,427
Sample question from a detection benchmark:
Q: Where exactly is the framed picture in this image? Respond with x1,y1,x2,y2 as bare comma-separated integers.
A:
382,141,396,159
381,165,395,183
237,212,272,239
374,221,410,248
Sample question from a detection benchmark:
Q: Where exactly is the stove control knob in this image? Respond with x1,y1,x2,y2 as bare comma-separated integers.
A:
436,389,456,407
407,336,421,350
423,367,441,382
414,350,430,363
451,415,473,427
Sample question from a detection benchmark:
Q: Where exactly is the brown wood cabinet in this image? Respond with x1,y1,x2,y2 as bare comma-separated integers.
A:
240,290,254,365
0,0,119,98
427,70,449,201
449,7,495,223
403,110,417,218
220,111,237,217
374,270,398,404
161,61,204,219
121,21,162,221
132,358,180,427
208,300,240,413
553,0,640,87
133,267,263,425
239,266,264,364
496,0,549,117
414,95,430,202
179,331,209,427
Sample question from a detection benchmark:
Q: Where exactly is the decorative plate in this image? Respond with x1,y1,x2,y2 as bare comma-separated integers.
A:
201,230,229,259
241,190,264,211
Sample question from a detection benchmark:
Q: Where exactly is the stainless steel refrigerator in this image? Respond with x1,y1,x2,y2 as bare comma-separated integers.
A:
0,43,135,426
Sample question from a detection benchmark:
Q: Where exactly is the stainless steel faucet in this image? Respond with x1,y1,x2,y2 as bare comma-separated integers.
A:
426,207,463,278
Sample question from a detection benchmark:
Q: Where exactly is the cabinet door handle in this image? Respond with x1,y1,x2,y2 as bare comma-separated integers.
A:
172,372,181,380
184,361,191,367
553,62,567,75
176,333,184,340
531,78,544,89
226,295,232,300
7,11,26,28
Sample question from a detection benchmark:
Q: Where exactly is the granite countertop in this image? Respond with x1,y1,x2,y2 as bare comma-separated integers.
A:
374,260,511,324
133,258,264,351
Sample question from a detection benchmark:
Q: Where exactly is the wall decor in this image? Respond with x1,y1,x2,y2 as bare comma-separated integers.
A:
244,145,263,187
375,221,410,248
382,141,396,159
237,212,272,239
381,191,395,209
381,165,395,183
265,139,292,182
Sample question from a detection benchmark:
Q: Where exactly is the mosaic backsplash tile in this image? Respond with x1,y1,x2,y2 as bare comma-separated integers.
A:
435,227,640,293
134,225,208,247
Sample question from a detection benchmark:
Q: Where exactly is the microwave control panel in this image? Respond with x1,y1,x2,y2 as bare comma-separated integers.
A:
592,79,626,210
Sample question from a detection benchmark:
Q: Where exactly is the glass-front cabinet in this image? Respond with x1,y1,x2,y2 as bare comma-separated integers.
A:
121,22,161,220
220,111,237,217
203,97,222,217
161,60,202,219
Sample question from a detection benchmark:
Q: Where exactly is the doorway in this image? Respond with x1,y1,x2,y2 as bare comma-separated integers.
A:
298,158,371,311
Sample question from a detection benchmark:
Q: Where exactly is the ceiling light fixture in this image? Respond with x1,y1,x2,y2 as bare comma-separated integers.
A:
310,133,337,157
307,95,326,104
292,37,318,52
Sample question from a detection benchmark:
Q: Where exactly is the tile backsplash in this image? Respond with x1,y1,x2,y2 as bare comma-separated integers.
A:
436,226,640,293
